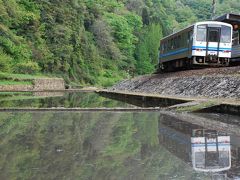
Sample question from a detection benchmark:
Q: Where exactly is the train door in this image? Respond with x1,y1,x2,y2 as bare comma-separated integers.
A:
206,26,221,62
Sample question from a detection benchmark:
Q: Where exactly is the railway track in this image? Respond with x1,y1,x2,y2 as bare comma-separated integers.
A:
152,65,240,80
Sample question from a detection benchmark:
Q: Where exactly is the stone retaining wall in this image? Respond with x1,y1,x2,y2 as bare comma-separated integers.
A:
0,78,65,91
111,75,240,98
33,78,65,91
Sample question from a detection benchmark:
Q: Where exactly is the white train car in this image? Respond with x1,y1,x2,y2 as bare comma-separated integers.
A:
158,21,233,72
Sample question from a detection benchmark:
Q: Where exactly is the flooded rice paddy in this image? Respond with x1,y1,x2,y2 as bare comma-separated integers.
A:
0,92,136,108
0,92,239,179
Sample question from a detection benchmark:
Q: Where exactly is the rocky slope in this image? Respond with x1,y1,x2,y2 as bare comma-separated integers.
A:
110,67,240,99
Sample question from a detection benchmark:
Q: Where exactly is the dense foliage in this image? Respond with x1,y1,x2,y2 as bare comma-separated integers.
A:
0,0,240,86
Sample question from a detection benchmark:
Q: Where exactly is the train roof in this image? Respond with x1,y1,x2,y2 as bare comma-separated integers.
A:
161,21,232,41
215,13,240,25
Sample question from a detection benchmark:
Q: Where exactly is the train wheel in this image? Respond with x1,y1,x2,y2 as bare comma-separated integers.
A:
185,58,193,70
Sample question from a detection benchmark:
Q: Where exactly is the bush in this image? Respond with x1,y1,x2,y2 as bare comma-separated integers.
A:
0,49,12,72
14,61,40,74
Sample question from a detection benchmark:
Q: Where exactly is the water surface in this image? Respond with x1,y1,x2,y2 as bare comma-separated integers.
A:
0,111,239,180
0,92,136,108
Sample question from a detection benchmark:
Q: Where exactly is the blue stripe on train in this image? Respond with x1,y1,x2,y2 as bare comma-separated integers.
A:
192,143,230,147
160,48,189,58
160,46,232,58
192,46,232,51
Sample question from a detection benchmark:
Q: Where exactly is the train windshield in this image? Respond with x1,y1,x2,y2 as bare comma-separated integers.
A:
193,151,230,169
196,25,231,43
221,26,231,43
197,25,207,41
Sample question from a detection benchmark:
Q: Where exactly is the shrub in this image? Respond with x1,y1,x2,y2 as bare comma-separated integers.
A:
14,61,40,74
0,49,12,72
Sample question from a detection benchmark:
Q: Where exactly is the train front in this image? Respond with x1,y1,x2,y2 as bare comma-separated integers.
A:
192,21,232,65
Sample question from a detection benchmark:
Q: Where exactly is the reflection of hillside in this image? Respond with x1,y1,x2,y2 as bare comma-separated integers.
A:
161,112,240,136
0,92,134,108
33,91,64,97
0,112,211,180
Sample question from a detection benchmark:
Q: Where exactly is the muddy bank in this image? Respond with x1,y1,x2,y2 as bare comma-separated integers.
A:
110,67,240,99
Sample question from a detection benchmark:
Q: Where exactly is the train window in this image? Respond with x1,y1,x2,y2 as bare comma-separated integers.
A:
173,37,177,49
208,29,220,42
188,31,193,44
183,33,187,46
194,152,205,168
233,31,239,45
179,35,183,47
239,29,240,44
161,42,164,52
197,25,206,41
219,151,230,167
176,36,180,48
221,26,231,43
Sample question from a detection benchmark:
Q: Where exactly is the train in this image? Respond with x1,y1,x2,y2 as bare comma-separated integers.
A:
158,21,233,72
215,13,240,64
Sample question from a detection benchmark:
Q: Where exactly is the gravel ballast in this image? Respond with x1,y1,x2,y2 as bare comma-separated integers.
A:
110,67,240,99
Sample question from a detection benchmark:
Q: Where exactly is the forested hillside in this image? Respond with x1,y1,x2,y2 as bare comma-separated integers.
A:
0,0,240,86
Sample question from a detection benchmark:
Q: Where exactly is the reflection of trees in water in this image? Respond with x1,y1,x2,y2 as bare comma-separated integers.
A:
0,112,210,180
0,92,131,108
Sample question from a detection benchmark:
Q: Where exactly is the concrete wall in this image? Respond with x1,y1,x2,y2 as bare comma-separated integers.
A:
0,78,65,92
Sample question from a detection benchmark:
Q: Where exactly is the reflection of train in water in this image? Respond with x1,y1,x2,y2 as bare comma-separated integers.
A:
191,129,230,173
158,114,231,176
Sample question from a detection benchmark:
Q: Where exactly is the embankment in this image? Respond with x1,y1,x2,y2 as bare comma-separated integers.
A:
110,67,240,99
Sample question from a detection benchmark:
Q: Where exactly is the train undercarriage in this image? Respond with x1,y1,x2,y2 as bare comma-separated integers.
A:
157,56,232,73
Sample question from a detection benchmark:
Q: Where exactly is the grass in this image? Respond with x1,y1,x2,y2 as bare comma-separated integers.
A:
0,81,33,85
0,72,49,81
0,92,32,95
176,101,218,112
0,95,48,102
0,72,57,88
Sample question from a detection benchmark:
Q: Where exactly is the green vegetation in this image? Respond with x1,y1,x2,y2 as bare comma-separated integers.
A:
0,72,49,87
0,81,32,85
0,0,239,86
176,101,218,112
0,72,47,80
